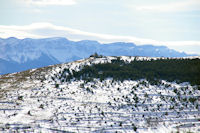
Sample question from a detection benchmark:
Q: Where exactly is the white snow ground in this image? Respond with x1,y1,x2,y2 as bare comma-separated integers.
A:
0,56,200,133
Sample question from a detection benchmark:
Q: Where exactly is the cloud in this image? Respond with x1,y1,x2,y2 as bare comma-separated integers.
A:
0,22,200,54
0,22,166,45
135,0,200,12
23,0,77,6
33,9,42,13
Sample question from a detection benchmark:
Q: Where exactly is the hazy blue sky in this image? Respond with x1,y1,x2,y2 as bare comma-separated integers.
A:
0,0,200,54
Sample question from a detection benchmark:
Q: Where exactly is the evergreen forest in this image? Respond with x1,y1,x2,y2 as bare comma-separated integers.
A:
65,57,200,85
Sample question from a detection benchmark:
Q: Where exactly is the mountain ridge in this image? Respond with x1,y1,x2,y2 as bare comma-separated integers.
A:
0,37,197,75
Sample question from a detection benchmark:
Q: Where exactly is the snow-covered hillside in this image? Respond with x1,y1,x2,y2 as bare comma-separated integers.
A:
0,56,199,133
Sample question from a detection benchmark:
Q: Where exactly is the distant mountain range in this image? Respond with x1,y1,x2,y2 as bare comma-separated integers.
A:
0,37,197,75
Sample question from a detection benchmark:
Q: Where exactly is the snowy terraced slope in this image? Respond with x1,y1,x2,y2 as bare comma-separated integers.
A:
0,56,200,133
